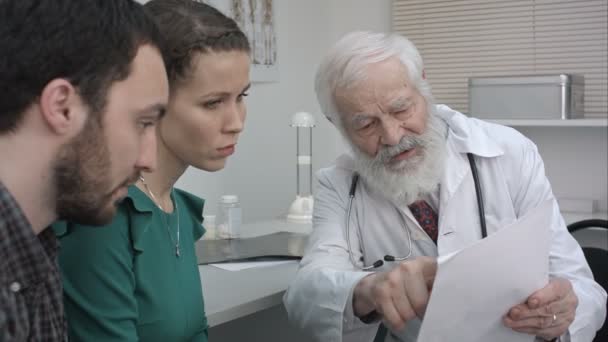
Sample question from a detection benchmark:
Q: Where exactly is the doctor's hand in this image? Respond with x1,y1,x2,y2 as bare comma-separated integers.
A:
352,257,437,332
503,278,578,341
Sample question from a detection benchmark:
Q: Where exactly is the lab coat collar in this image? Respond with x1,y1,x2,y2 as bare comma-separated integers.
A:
436,104,504,158
434,106,505,245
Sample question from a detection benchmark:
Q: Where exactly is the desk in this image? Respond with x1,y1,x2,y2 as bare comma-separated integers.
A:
199,219,311,327
200,211,607,327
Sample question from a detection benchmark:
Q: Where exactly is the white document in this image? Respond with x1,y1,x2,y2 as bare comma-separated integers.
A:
417,200,552,342
210,260,297,271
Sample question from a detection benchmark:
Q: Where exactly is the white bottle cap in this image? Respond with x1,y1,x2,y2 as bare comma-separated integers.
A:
220,195,239,204
290,111,316,128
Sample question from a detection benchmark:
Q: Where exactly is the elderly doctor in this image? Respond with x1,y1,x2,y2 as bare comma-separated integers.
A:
283,31,607,342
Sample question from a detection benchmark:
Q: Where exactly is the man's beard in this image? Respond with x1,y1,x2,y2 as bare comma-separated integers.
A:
350,107,448,206
53,117,135,226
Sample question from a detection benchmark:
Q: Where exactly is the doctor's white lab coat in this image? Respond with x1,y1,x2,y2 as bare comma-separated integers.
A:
283,105,607,342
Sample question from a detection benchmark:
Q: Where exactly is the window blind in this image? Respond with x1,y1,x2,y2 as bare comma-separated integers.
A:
392,0,608,118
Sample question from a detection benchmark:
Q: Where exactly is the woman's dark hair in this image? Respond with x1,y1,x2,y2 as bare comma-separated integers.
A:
0,0,164,133
145,0,250,86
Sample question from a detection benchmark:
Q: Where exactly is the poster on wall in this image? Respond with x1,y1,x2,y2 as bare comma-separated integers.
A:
203,0,278,83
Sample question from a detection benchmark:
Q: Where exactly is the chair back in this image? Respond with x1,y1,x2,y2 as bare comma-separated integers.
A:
567,219,608,342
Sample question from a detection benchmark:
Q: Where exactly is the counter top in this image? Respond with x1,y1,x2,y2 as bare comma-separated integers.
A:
199,219,311,327
199,212,606,327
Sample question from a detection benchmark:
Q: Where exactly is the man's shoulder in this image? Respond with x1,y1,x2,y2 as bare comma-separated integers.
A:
478,120,537,157
0,186,32,282
0,219,9,279
457,117,540,173
471,118,529,144
457,113,536,157
437,105,530,147
316,154,356,180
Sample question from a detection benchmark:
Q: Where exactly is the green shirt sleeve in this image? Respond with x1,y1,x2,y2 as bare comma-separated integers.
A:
55,204,139,342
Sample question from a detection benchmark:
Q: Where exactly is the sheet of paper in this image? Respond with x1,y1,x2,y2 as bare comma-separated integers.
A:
417,200,552,342
209,260,297,271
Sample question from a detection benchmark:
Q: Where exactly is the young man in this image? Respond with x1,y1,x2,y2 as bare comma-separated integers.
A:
0,0,169,340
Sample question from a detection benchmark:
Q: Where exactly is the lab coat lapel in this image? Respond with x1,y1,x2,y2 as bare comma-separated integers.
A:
437,138,470,235
435,108,504,255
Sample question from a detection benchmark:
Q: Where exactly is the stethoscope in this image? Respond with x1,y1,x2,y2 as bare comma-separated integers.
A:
346,153,488,271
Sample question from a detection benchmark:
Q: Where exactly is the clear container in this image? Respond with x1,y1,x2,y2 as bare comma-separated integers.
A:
201,215,216,240
216,195,242,239
296,129,312,197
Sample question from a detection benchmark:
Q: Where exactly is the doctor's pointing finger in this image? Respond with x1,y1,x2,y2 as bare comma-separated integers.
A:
352,256,437,332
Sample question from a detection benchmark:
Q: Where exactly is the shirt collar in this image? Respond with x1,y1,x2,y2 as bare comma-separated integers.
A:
127,185,158,214
127,186,204,223
0,181,58,290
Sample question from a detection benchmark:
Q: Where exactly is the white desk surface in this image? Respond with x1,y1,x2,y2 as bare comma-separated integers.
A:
200,212,607,327
200,219,311,327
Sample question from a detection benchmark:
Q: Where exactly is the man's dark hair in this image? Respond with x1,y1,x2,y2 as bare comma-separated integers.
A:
0,0,164,132
145,0,250,87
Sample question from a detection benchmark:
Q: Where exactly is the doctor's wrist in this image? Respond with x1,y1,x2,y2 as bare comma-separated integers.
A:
353,273,377,318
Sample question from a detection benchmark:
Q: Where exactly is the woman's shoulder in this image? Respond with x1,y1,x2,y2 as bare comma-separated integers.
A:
174,188,204,206
174,188,204,219
173,188,205,240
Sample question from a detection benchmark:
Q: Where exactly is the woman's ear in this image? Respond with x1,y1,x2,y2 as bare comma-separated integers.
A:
39,79,84,135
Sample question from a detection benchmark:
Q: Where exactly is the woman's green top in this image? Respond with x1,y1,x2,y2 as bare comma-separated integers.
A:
53,186,208,342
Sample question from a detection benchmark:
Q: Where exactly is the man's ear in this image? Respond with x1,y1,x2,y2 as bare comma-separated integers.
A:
39,79,84,135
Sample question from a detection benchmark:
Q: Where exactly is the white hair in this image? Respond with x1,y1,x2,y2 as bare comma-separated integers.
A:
314,31,433,129
317,31,447,204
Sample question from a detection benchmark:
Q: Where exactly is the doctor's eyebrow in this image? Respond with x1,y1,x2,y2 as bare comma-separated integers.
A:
346,96,414,127
349,113,374,127
387,97,413,112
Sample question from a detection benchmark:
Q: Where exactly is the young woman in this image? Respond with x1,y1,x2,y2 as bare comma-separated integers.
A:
54,1,251,340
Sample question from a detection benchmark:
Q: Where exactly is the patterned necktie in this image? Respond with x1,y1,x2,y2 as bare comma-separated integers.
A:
408,200,439,243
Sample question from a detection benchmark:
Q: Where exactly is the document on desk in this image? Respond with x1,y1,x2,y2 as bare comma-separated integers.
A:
417,200,552,342
209,260,298,271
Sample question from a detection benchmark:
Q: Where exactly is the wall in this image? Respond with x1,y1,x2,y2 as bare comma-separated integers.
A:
175,0,335,221
218,0,335,222
208,1,393,341
207,2,606,340
131,1,391,341
139,0,607,232
133,1,607,341
517,127,608,212
176,0,393,223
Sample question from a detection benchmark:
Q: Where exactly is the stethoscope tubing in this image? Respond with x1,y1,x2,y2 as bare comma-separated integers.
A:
346,153,486,270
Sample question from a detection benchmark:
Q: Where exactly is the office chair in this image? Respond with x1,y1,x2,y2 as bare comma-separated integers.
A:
567,219,608,342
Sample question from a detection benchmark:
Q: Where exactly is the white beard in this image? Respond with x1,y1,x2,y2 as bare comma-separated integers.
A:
350,109,448,206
